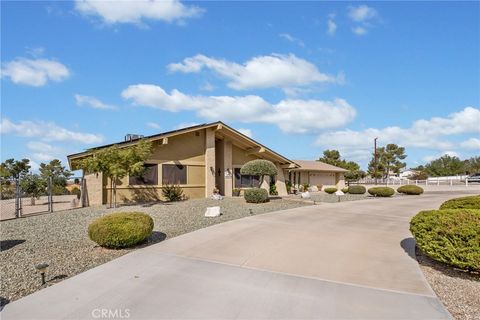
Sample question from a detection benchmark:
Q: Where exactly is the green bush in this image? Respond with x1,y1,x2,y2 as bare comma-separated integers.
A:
162,184,184,201
397,185,424,195
88,212,154,249
324,187,337,194
440,195,480,210
240,160,277,177
368,187,395,197
341,187,349,193
410,209,480,271
244,188,269,203
269,184,278,196
348,185,366,194
70,186,81,199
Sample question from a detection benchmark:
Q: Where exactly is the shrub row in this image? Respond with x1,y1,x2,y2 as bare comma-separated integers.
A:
324,187,337,194
88,212,154,249
349,185,366,194
440,195,480,210
397,185,424,195
368,187,395,197
410,208,480,271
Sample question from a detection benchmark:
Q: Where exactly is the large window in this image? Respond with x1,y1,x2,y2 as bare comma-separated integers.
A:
234,168,260,188
162,164,187,185
129,164,158,185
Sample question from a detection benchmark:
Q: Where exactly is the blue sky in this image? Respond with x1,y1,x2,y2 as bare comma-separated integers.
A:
1,0,479,172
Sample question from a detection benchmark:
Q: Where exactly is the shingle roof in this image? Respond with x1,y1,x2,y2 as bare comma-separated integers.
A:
292,160,348,172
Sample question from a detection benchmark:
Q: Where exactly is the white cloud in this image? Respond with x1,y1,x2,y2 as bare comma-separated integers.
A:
122,84,356,134
279,33,305,47
352,26,367,36
237,128,252,138
348,5,377,22
327,14,337,36
146,122,161,130
75,0,203,25
27,141,64,162
315,107,480,161
75,94,117,110
167,53,342,91
460,138,480,150
0,118,103,144
1,58,70,86
200,81,215,91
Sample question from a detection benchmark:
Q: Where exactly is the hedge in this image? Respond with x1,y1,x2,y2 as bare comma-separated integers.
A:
244,188,269,203
410,209,480,271
341,187,349,193
368,187,395,197
397,185,424,195
324,187,337,194
88,212,154,249
348,185,366,194
440,195,480,210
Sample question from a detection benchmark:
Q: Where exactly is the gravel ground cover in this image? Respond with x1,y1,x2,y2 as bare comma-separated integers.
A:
0,197,309,307
416,248,480,320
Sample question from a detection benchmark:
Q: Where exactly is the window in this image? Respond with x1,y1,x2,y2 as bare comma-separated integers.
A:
129,164,158,185
234,168,260,188
162,164,187,185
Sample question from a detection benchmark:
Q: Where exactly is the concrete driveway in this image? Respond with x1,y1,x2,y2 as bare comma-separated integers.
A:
4,190,477,319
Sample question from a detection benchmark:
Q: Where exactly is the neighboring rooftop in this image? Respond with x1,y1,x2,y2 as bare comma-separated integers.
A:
292,160,348,172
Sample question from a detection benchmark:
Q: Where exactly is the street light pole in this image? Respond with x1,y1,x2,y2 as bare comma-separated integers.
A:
374,137,378,185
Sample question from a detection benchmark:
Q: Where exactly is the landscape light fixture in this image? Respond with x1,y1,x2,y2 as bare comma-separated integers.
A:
35,263,49,285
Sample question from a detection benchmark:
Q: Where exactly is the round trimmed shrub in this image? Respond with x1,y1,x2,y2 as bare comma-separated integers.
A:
88,212,154,249
397,185,424,195
410,209,480,271
341,187,349,193
244,188,269,203
368,187,395,197
240,159,277,177
440,195,480,210
348,185,366,194
324,187,337,194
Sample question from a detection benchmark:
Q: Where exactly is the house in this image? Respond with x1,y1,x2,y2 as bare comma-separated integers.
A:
67,122,346,205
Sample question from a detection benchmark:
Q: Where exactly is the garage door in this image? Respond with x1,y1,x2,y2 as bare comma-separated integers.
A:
309,172,336,186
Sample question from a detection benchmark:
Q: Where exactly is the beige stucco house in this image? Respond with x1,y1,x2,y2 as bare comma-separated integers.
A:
68,122,346,205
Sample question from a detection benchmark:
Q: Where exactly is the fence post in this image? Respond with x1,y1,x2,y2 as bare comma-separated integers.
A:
15,178,21,218
437,179,440,186
48,177,53,213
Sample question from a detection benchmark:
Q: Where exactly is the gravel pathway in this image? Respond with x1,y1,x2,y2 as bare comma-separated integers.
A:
0,197,309,307
416,248,480,320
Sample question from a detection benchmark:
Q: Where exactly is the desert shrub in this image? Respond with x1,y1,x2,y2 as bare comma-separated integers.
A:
52,184,68,195
244,188,269,203
440,195,480,210
397,185,424,195
324,187,337,194
303,183,310,190
410,209,480,271
286,180,292,194
341,187,349,193
88,212,154,249
0,184,15,200
162,184,184,201
368,187,395,197
269,184,278,196
348,185,366,194
70,186,81,199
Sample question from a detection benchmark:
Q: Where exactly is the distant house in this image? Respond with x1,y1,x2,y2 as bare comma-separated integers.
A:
67,122,346,205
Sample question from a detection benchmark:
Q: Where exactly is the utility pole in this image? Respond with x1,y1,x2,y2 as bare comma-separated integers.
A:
374,137,378,185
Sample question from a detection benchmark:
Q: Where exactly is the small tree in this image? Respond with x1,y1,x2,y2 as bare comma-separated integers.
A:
425,154,465,177
77,140,152,208
39,159,73,195
368,144,407,178
240,159,277,189
20,174,46,205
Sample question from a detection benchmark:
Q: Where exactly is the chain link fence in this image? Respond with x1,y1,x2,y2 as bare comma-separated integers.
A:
0,177,84,221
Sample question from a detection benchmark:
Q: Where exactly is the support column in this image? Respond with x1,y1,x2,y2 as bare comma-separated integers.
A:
223,140,233,197
275,163,288,196
205,129,216,197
